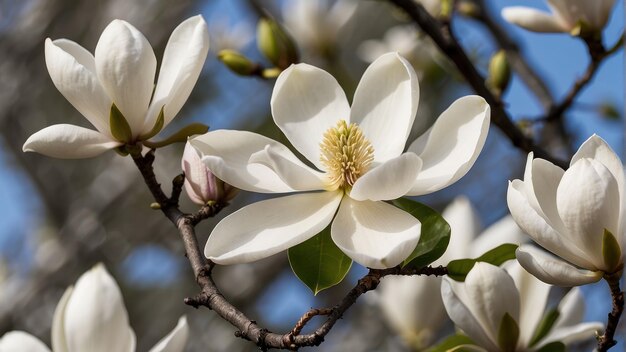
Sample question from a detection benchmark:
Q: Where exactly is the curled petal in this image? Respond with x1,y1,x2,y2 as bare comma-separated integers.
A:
95,20,156,136
148,316,189,352
502,7,566,32
0,331,51,352
516,246,603,286
45,39,111,135
271,63,350,169
407,96,490,196
350,52,419,163
23,124,122,159
350,153,422,201
205,191,343,264
145,16,210,131
331,197,420,269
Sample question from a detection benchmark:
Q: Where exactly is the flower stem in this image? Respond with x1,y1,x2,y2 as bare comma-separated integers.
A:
598,270,624,351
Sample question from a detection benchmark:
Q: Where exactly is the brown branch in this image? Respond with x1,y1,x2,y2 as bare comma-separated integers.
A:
598,270,625,351
130,149,449,350
388,0,568,169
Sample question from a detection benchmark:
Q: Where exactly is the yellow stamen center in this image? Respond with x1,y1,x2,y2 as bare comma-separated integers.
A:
320,120,374,191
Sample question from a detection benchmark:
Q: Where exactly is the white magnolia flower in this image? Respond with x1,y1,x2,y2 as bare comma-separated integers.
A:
502,0,615,33
442,262,603,351
378,196,527,348
182,141,237,205
191,52,490,269
0,264,189,352
357,25,438,67
508,135,624,286
23,16,209,159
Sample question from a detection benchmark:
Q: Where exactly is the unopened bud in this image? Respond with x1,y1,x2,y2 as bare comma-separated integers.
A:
181,142,238,205
257,17,299,69
218,49,260,76
457,1,479,18
487,50,511,97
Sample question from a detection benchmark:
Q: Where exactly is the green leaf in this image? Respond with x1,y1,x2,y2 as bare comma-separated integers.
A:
288,226,352,295
139,106,165,141
447,244,518,281
426,334,475,352
529,308,560,347
109,103,133,143
602,228,622,271
536,341,566,352
142,123,209,149
497,312,519,352
392,198,450,268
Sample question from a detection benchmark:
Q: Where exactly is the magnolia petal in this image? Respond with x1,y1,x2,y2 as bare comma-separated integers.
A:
51,287,74,352
516,246,603,286
556,158,620,270
541,322,604,346
23,124,122,159
0,331,51,352
145,16,209,131
350,52,419,163
45,39,112,135
148,316,189,352
205,191,343,264
553,287,585,328
64,264,136,352
441,278,499,351
464,263,520,343
471,216,526,258
271,63,350,169
407,96,490,196
506,262,550,347
182,141,216,205
95,20,156,136
507,179,596,269
441,196,481,262
524,155,568,233
331,197,420,269
501,7,566,32
350,153,422,201
249,144,327,191
190,130,305,193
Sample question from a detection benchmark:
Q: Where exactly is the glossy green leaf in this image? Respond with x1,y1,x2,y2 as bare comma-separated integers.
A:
602,228,622,271
536,341,566,352
497,312,519,352
139,106,165,141
447,244,518,281
426,334,475,352
288,226,352,295
109,103,133,143
392,198,450,268
529,308,560,347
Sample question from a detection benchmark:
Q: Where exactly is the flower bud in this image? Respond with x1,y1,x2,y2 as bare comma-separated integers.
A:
182,142,237,205
487,50,511,97
218,49,260,76
257,17,299,69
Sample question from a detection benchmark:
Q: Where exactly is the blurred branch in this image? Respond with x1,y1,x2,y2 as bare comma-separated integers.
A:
388,0,568,169
131,149,448,350
598,270,624,351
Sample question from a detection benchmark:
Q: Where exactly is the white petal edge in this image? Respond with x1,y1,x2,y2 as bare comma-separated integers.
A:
144,16,210,131
407,96,490,196
516,246,603,287
95,19,156,136
206,191,343,264
331,197,421,269
45,38,112,135
350,52,419,163
501,7,567,32
470,216,526,258
51,287,74,352
541,322,604,347
190,130,307,193
441,196,481,262
148,316,189,352
0,331,51,352
271,63,350,169
350,153,422,201
63,264,136,352
553,287,585,328
23,124,122,159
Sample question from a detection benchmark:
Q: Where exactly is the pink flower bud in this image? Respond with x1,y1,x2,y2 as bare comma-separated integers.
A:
182,142,237,205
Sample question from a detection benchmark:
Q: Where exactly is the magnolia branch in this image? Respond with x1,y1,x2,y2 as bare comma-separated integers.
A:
130,150,448,350
388,0,568,169
598,271,625,351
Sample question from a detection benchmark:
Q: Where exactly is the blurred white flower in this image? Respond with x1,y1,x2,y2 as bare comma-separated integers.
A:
0,264,189,352
208,16,253,52
442,262,603,351
508,134,624,286
182,141,237,205
502,0,615,33
23,16,209,158
191,52,490,269
378,196,527,348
